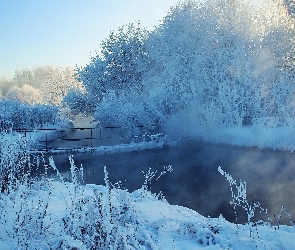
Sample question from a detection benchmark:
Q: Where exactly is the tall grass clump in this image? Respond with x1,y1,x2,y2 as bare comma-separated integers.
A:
48,155,146,249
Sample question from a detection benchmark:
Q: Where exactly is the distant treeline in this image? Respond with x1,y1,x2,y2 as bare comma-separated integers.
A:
2,0,295,143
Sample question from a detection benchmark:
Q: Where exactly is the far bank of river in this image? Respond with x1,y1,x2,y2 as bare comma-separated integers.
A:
41,139,295,225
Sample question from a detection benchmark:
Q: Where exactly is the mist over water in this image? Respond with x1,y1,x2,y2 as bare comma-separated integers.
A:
45,138,295,225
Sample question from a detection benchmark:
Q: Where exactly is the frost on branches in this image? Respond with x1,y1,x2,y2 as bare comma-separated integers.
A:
71,0,295,150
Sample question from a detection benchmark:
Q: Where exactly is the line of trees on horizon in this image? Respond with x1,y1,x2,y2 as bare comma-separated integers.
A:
0,66,83,131
65,0,295,138
1,0,295,140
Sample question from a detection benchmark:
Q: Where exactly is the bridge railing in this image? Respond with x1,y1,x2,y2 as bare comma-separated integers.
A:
14,124,160,152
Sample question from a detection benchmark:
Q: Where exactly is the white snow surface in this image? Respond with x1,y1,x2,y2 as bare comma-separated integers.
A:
1,179,294,249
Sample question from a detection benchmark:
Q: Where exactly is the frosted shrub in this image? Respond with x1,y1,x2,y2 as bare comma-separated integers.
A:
0,131,33,193
0,99,59,130
0,141,174,249
48,156,151,249
218,166,294,229
273,206,294,229
0,132,55,248
141,165,173,196
0,183,53,249
218,166,264,224
177,221,217,247
0,153,152,249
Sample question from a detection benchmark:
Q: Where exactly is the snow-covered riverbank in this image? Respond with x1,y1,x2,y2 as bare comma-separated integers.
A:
1,176,294,250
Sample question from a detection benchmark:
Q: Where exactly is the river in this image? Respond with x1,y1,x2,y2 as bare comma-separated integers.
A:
40,138,295,225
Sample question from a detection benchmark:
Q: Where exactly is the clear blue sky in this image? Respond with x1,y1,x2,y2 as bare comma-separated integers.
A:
0,0,180,79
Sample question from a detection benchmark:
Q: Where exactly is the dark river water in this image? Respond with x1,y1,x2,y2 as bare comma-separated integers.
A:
40,139,295,225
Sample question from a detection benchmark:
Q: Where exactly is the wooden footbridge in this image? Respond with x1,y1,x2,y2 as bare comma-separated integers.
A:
15,124,161,152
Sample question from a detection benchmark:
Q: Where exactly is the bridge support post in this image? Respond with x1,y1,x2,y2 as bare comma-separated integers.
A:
46,132,48,152
91,129,93,147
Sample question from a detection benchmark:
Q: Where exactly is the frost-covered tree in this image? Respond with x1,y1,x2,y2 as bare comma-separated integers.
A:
7,84,42,104
145,0,295,130
75,0,295,139
76,22,154,130
78,22,150,99
63,89,95,116
145,0,250,123
0,77,16,98
99,22,150,95
284,0,295,18
38,66,83,105
6,66,83,105
13,68,35,87
1,67,80,129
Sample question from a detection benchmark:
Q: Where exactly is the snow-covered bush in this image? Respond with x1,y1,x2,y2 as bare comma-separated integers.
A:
0,147,176,249
46,156,162,249
0,99,59,130
95,90,158,136
0,180,53,249
0,131,33,193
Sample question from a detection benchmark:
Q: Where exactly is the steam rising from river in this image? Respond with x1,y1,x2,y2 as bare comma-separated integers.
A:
47,139,295,225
